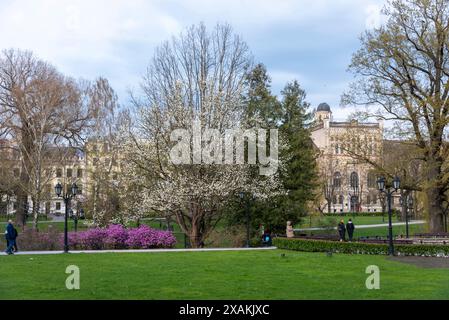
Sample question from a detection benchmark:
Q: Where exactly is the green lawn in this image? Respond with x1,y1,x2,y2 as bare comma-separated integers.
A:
298,215,401,228
0,250,448,299
302,223,427,239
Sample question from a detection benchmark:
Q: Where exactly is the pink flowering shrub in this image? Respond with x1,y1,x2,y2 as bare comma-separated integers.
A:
104,224,128,249
66,224,176,250
125,225,177,249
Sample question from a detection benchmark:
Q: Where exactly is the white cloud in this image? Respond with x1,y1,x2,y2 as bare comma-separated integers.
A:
0,0,387,106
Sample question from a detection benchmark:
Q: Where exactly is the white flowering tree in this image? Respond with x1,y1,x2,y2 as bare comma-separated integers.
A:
121,23,281,247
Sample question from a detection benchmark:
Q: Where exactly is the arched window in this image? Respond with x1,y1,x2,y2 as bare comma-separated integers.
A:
333,172,342,188
350,172,359,188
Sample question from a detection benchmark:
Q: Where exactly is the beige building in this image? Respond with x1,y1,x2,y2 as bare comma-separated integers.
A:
0,137,121,219
311,103,400,214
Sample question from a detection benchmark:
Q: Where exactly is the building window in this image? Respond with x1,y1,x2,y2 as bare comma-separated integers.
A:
350,172,359,188
67,168,72,178
332,195,337,204
367,195,371,205
56,168,62,178
77,168,83,178
367,172,376,188
338,195,344,205
333,172,342,188
13,168,20,177
55,202,61,211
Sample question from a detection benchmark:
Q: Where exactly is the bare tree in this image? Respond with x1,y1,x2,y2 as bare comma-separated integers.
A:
0,49,107,228
342,0,449,232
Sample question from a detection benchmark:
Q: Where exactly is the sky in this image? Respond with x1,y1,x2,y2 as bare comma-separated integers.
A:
0,0,387,120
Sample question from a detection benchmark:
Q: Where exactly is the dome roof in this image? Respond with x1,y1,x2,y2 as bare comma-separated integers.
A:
317,102,331,112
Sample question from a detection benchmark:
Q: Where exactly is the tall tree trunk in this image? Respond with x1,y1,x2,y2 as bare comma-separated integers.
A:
425,159,446,233
32,195,40,231
426,186,445,233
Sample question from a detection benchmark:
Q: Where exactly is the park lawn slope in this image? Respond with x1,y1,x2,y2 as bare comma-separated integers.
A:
0,250,448,299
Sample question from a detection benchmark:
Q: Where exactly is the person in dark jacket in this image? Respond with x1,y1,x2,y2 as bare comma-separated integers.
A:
346,219,355,242
4,220,17,255
337,220,346,242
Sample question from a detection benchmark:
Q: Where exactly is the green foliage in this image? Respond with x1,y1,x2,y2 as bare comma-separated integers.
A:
226,65,319,234
274,237,449,257
277,80,319,219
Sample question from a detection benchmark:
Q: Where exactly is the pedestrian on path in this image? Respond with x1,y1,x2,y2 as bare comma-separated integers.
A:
337,219,346,242
346,219,355,242
4,220,17,255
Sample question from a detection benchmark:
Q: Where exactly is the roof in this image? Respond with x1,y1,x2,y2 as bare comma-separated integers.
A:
317,102,331,112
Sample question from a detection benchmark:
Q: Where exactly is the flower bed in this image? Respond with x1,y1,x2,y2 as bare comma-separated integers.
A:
0,224,177,251
273,237,449,257
68,224,177,250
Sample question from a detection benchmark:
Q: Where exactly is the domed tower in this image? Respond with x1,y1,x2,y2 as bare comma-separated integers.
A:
315,102,332,123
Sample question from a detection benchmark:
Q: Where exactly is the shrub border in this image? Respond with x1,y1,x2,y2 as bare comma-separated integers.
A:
273,237,449,257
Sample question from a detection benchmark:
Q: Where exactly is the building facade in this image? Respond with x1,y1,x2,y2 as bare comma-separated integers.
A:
0,138,120,218
311,102,400,213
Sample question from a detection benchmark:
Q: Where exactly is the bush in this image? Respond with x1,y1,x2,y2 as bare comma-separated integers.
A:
104,224,128,249
66,224,176,250
273,237,449,257
74,227,108,250
0,224,177,251
125,225,176,249
0,226,63,251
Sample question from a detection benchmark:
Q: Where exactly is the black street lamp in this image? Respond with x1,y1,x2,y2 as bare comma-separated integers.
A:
239,191,251,248
55,182,78,253
377,176,400,255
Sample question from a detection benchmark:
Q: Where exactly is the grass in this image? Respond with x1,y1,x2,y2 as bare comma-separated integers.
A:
0,249,448,299
302,223,427,239
298,215,402,228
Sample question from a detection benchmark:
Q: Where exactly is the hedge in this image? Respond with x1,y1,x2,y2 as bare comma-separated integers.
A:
273,237,449,257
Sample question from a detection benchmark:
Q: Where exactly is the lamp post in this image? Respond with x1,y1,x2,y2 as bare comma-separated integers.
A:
377,176,400,255
239,192,251,248
70,208,85,232
55,182,78,253
406,194,413,238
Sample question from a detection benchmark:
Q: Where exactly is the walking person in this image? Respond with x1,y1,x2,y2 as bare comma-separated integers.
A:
346,219,355,242
337,219,346,242
4,220,17,255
